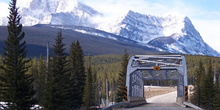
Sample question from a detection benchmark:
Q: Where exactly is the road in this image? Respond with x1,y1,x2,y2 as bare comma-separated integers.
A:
147,91,177,103
119,91,193,110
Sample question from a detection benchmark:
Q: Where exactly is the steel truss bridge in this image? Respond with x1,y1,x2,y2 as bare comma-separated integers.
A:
126,55,187,106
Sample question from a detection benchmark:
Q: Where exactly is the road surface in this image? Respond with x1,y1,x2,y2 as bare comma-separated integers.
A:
119,91,193,110
147,91,177,103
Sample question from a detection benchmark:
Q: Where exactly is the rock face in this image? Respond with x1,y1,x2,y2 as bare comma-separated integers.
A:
0,1,219,56
10,0,101,26
98,11,220,56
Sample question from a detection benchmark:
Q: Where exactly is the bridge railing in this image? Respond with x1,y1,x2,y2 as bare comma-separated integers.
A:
183,102,203,110
102,98,146,110
102,102,129,110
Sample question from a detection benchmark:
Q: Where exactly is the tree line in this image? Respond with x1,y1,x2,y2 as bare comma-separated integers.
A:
191,59,220,109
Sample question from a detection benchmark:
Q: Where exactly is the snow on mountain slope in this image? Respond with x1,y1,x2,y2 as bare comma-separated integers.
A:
98,10,220,56
0,0,219,56
0,0,101,26
98,10,186,43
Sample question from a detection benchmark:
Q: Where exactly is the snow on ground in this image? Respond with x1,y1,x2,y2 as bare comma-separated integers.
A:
0,102,42,110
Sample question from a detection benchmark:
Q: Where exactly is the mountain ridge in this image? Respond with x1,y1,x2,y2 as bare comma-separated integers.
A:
11,0,101,26
0,25,161,57
0,0,219,56
98,10,220,56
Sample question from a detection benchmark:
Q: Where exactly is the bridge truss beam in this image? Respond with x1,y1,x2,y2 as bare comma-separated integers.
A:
126,55,187,104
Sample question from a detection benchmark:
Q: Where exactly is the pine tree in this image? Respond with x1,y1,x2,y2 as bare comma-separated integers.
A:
116,49,129,102
36,54,46,104
214,67,220,109
0,0,36,109
92,65,98,106
69,40,85,108
201,59,216,109
41,30,69,109
66,41,78,109
75,41,86,107
83,54,93,109
0,55,3,65
191,60,205,107
215,68,219,87
30,57,38,102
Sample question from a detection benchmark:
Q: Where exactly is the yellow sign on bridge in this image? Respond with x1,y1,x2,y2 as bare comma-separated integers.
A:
153,66,160,70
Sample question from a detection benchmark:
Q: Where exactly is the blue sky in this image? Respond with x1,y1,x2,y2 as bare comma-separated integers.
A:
0,0,220,52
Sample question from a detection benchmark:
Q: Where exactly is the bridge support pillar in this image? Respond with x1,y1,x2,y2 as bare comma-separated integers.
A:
128,97,146,107
176,97,184,105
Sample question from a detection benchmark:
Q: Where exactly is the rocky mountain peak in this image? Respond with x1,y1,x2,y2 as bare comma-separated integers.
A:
2,0,101,26
0,2,219,56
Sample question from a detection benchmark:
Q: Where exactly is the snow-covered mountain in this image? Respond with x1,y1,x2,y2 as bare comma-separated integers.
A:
0,0,219,56
0,0,101,26
98,11,220,56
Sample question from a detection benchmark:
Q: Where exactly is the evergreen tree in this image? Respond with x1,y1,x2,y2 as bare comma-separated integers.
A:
116,49,129,102
41,30,69,109
69,40,85,108
0,0,36,109
92,65,98,106
191,60,205,107
36,54,46,104
83,54,93,109
30,57,38,102
215,67,220,109
201,59,216,109
0,55,2,65
75,41,86,107
66,41,77,109
215,67,220,88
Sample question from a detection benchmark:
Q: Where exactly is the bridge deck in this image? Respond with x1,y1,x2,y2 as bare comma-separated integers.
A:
118,103,193,110
119,91,193,110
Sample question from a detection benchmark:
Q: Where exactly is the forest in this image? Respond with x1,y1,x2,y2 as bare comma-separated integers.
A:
1,53,220,109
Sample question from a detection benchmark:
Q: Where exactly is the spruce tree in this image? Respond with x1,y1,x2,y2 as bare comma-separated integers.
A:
191,60,205,107
215,68,220,109
116,49,129,102
215,68,219,87
83,54,93,109
30,57,38,102
41,30,69,109
66,41,78,109
35,54,46,104
69,40,85,108
0,55,3,65
92,65,98,106
0,0,36,109
201,59,216,109
75,40,86,107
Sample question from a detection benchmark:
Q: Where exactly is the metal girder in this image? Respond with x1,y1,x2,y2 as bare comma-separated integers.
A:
126,55,187,102
142,70,179,80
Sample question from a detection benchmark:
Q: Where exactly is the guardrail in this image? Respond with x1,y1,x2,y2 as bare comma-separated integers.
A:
183,102,203,110
102,102,129,110
102,99,146,110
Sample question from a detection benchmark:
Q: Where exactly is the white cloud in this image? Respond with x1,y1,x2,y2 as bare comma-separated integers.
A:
0,2,8,17
81,0,195,17
17,0,32,8
0,0,32,18
80,0,152,17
